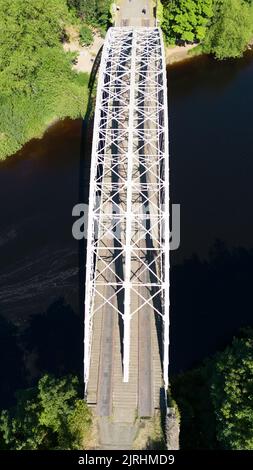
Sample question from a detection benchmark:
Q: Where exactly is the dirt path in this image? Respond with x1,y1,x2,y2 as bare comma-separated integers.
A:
63,26,104,74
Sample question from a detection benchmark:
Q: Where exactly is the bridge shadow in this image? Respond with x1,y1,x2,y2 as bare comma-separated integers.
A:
78,46,103,327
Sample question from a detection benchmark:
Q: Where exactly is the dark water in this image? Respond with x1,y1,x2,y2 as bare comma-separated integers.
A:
1,53,253,400
169,53,253,374
0,119,90,405
169,53,253,262
0,119,86,324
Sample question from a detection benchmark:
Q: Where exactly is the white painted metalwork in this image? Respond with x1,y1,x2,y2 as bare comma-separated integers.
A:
84,27,170,391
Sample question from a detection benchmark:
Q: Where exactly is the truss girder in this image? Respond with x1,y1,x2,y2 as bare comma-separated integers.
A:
84,27,170,391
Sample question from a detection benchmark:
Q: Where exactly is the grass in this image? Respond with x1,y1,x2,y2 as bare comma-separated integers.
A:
133,413,166,450
0,72,89,161
188,44,204,57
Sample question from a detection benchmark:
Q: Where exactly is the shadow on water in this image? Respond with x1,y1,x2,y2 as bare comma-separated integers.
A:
23,297,83,381
0,314,26,408
170,240,253,376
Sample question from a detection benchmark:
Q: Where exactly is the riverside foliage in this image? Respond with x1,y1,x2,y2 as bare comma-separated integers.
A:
203,0,253,59
67,0,112,31
162,0,213,43
172,329,253,449
162,0,253,59
0,0,89,160
0,375,91,450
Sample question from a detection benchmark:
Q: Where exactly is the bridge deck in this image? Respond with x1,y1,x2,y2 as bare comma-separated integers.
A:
115,0,155,28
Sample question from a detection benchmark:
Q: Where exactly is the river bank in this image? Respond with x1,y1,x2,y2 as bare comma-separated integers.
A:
165,44,198,64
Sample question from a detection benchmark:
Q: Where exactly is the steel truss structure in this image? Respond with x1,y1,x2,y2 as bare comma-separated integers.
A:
84,27,170,391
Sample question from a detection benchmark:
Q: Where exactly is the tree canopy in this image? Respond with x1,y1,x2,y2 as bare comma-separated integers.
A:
0,0,89,160
162,0,253,59
209,329,253,449
67,0,112,30
0,375,91,450
203,0,253,59
172,329,253,449
0,0,69,96
162,0,213,43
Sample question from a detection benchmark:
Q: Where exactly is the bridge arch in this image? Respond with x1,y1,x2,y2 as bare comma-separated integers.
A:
84,27,170,411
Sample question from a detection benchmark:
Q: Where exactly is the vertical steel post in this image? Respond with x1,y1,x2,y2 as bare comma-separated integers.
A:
123,29,137,383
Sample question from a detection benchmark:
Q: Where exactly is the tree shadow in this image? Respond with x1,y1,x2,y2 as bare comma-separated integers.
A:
23,298,83,382
171,366,218,449
170,240,253,375
0,314,26,408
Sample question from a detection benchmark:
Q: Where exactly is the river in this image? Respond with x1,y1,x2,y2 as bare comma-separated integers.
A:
0,53,253,394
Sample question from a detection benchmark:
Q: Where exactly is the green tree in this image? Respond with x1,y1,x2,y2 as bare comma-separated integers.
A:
0,0,89,160
67,0,111,29
0,0,70,95
162,0,213,43
208,329,253,449
0,388,47,450
96,0,112,29
172,329,253,449
0,375,91,450
203,0,253,59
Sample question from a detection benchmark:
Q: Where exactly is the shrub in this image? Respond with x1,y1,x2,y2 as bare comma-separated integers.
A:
79,25,93,46
0,375,92,450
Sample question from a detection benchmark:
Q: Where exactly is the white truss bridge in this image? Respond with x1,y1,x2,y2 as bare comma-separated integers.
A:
84,26,170,424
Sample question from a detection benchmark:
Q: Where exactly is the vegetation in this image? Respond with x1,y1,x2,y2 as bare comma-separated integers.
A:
172,329,253,449
162,0,253,59
0,0,114,160
0,374,91,450
203,0,253,59
162,0,213,43
133,413,166,450
156,0,164,25
209,328,253,449
0,299,89,450
0,0,91,160
67,0,112,31
79,25,93,46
